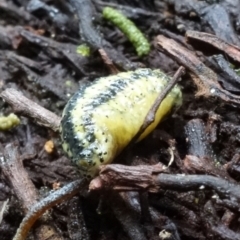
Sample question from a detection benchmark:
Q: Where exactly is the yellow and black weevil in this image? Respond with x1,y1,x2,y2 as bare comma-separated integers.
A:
60,68,182,178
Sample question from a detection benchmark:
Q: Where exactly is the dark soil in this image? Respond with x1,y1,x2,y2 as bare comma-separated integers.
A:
1,0,240,240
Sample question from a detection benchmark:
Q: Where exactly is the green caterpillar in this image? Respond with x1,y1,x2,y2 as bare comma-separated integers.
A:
60,69,182,178
102,7,150,57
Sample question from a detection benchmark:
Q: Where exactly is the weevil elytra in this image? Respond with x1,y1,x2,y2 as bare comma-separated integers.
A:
60,68,182,178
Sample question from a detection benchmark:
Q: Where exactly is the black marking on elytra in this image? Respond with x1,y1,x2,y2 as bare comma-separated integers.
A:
84,74,142,109
61,83,90,162
86,132,96,143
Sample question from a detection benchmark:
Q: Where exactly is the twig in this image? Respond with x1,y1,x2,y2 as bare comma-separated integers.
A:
89,163,167,191
98,48,119,74
90,164,240,211
1,142,38,213
0,88,61,132
129,66,184,146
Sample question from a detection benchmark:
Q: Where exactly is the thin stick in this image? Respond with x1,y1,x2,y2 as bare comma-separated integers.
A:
0,88,61,132
129,66,185,146
2,143,38,213
98,48,119,74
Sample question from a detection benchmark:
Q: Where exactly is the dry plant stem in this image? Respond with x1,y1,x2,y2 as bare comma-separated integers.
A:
129,66,185,146
91,164,240,207
0,88,61,132
90,163,167,191
13,179,88,240
2,142,38,213
98,48,119,74
186,31,240,63
156,35,240,105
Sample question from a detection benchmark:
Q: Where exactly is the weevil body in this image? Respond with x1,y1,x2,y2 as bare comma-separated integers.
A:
60,68,182,178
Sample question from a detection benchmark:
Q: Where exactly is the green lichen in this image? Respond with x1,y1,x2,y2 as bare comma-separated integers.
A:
0,113,20,131
103,7,150,57
76,44,91,57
